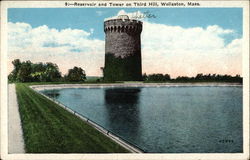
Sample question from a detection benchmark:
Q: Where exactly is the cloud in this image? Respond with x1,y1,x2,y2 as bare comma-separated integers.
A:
141,21,241,77
8,10,242,78
105,10,146,21
96,11,105,16
8,22,105,76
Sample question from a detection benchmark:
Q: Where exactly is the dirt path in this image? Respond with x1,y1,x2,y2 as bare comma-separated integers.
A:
8,84,25,153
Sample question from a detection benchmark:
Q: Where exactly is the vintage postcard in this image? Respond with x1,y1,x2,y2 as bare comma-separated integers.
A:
0,0,249,160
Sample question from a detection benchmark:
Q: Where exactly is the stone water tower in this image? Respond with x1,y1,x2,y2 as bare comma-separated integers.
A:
103,15,143,81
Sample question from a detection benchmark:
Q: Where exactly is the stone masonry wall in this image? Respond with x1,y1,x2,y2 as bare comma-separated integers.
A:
104,19,142,81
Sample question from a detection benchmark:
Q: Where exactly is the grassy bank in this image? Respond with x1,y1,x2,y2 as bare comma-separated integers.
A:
15,83,129,153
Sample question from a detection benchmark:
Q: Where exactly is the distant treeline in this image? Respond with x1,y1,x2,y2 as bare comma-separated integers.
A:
8,59,242,83
8,59,86,83
143,73,242,83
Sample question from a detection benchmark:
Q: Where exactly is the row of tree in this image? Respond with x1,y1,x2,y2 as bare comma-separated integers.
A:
142,73,171,82
8,59,86,82
142,73,242,83
8,59,242,83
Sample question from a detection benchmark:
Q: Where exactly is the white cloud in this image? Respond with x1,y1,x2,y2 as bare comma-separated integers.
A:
141,20,241,77
8,11,242,78
90,28,94,34
96,11,105,16
8,22,105,76
105,10,145,21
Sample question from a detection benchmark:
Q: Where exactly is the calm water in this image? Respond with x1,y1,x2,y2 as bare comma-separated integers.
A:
41,86,243,153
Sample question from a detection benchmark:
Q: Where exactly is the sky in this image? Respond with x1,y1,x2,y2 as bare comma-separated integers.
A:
8,8,242,77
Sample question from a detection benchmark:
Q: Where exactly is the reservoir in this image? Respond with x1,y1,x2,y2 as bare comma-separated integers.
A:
41,86,242,153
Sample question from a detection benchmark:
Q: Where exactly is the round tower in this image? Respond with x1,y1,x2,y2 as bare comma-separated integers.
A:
103,15,143,81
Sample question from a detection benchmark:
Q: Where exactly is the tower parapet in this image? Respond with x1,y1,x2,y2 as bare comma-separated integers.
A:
104,18,142,34
103,16,143,81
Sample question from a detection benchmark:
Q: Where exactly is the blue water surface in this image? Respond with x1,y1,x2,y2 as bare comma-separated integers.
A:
41,86,243,153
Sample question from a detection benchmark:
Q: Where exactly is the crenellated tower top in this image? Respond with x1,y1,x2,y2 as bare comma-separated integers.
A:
104,15,142,34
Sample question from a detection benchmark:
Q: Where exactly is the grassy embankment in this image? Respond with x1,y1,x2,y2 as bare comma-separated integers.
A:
16,83,129,153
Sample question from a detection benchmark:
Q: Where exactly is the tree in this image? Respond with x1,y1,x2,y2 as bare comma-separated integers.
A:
66,67,86,82
8,59,22,82
142,73,148,81
8,72,16,82
195,73,203,80
164,74,171,81
8,59,62,82
43,63,62,82
17,61,32,82
147,73,171,82
30,62,46,81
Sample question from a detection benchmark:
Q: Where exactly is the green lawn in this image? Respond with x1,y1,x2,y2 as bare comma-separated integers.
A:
15,83,129,153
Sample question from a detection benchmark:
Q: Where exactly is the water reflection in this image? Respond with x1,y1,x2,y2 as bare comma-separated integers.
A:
43,90,60,99
104,88,141,139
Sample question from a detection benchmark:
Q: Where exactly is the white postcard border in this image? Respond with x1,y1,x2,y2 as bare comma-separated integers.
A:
1,1,249,160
